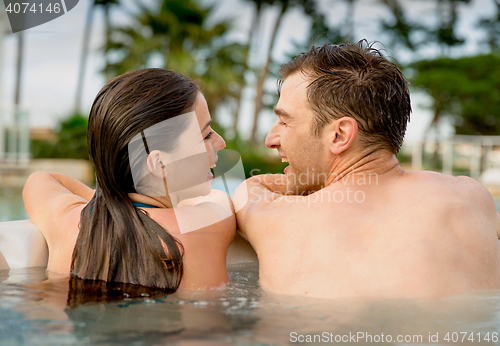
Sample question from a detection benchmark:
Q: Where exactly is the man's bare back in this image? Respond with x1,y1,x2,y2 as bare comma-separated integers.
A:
236,169,500,299
234,42,500,298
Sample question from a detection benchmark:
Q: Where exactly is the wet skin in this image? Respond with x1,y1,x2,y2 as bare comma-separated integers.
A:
23,93,236,291
234,72,500,299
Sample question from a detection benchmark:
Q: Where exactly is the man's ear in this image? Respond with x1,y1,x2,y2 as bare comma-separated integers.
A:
146,150,166,179
327,117,358,155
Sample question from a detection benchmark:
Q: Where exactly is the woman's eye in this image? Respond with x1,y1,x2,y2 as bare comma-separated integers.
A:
204,132,214,140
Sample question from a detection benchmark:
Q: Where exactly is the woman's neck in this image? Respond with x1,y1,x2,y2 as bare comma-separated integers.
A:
128,193,174,209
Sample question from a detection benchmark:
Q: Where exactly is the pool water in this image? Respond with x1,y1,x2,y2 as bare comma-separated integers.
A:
1,264,500,345
1,187,500,345
0,188,28,222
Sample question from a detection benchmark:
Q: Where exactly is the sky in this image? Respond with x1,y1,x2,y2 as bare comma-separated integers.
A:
0,0,497,145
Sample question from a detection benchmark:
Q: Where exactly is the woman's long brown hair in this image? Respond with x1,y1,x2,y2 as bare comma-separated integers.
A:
71,69,199,291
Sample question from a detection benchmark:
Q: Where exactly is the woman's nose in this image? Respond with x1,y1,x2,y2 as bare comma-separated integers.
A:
214,132,226,151
265,122,281,149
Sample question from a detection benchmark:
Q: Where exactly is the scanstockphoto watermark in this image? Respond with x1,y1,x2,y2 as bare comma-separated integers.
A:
290,331,499,343
290,332,423,343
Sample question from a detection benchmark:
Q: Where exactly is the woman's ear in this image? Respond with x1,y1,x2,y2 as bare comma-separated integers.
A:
327,117,358,155
146,150,166,179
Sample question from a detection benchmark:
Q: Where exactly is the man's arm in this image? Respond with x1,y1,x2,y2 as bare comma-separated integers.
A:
232,174,285,241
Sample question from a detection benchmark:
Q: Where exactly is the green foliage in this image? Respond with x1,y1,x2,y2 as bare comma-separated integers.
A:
225,137,286,178
410,53,500,135
380,0,473,58
88,0,499,175
31,114,89,160
104,0,246,116
209,120,285,177
479,9,500,50
32,114,285,177
381,0,422,51
396,150,410,163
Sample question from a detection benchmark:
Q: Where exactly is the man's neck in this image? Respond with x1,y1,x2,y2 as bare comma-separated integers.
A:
326,147,403,187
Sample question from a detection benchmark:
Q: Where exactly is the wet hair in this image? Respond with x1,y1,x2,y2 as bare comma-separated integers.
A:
71,69,199,291
278,40,411,154
66,276,168,309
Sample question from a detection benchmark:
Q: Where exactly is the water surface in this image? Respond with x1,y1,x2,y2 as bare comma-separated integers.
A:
2,188,500,345
1,264,500,345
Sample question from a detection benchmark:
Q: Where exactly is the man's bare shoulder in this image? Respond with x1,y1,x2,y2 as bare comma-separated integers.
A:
403,171,490,196
401,171,496,219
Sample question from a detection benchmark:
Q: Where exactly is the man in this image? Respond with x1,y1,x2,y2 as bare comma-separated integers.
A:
234,42,500,299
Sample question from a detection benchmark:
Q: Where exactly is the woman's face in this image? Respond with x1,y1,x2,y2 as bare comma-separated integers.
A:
162,92,225,201
193,92,226,168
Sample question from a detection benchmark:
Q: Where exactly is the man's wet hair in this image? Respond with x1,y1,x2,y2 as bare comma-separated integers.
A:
278,40,411,154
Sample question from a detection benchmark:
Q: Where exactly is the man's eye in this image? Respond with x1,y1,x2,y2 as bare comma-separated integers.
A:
279,121,287,126
204,132,214,140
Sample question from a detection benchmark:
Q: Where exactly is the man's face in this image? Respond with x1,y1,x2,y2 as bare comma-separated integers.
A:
265,72,331,195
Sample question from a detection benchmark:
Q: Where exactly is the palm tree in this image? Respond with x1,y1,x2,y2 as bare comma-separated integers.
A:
75,0,119,114
104,0,246,122
0,7,9,160
97,0,119,81
249,0,290,145
343,0,357,42
74,0,95,114
232,0,264,135
12,32,24,162
246,0,342,144
478,0,500,50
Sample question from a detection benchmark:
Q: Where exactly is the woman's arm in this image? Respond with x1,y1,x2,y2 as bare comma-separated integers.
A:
22,171,94,243
45,172,95,202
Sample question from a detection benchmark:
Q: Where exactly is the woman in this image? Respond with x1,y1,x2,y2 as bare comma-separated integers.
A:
22,69,235,292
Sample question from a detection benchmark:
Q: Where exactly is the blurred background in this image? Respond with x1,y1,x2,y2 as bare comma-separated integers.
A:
0,0,499,220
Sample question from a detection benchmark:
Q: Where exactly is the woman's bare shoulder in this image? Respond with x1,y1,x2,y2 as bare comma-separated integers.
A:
149,204,235,290
150,203,235,240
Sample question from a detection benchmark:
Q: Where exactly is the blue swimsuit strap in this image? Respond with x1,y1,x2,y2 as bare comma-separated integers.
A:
90,201,159,213
131,201,160,209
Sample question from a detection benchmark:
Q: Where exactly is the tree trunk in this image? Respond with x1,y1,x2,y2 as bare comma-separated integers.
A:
103,4,111,81
232,1,262,136
0,10,7,160
75,0,95,114
249,2,288,145
14,33,24,122
12,33,24,162
422,108,441,170
344,0,356,42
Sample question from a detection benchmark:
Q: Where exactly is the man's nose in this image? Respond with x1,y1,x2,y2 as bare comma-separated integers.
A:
265,122,280,149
